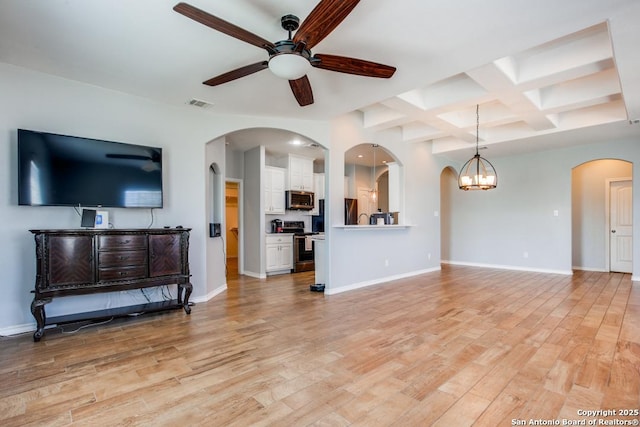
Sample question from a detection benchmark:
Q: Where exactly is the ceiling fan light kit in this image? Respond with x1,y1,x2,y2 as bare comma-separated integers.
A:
173,0,396,106
268,40,312,80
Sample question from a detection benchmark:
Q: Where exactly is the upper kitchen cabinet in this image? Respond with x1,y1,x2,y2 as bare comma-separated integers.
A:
265,166,285,214
287,155,314,191
344,144,402,224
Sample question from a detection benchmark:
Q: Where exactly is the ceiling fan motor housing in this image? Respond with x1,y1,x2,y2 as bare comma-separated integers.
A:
281,14,300,33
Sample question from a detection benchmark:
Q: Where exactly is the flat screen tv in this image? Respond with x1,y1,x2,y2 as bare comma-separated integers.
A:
18,129,163,208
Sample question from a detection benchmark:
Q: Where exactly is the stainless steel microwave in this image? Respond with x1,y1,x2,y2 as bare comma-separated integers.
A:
286,190,314,210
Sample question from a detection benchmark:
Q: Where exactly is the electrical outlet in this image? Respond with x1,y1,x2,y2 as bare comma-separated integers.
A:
385,259,389,267
428,253,431,260
523,251,529,259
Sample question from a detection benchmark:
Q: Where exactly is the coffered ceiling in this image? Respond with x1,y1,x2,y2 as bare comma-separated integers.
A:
358,21,635,161
0,1,638,161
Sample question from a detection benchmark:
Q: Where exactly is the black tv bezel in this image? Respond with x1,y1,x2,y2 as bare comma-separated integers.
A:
17,129,164,209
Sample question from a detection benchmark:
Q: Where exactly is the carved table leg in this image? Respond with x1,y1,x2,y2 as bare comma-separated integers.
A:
31,297,51,342
178,282,193,314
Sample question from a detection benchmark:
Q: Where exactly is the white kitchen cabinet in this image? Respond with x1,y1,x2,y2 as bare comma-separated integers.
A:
266,234,293,274
287,155,314,191
265,166,285,214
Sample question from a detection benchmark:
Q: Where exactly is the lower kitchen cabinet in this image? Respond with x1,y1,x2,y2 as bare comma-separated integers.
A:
266,234,293,274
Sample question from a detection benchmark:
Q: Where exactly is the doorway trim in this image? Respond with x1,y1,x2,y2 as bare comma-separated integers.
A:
604,176,632,272
226,178,244,276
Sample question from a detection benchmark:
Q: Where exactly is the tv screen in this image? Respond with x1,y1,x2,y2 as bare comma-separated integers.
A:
18,129,163,208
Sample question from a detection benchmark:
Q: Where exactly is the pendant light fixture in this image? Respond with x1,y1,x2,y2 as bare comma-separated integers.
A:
458,104,497,190
370,144,379,202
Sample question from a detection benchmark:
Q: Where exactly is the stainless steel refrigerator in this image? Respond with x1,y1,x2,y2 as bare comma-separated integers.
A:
345,198,358,225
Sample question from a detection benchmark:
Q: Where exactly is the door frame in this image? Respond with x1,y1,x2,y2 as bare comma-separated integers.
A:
225,178,244,275
604,177,632,272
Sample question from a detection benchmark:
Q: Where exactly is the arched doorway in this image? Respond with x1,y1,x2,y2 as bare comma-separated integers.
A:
572,159,632,273
224,128,327,280
439,166,458,263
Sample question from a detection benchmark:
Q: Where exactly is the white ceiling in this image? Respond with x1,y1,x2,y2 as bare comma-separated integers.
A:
1,0,639,162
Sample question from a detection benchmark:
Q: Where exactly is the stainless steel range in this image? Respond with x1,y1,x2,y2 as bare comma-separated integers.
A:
281,221,315,273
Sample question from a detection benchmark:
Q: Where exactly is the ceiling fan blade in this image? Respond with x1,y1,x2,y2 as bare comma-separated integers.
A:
203,61,268,86
312,54,396,78
289,76,314,106
293,0,360,50
173,3,275,51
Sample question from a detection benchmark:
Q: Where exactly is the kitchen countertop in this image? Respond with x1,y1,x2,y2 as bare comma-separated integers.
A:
334,224,413,230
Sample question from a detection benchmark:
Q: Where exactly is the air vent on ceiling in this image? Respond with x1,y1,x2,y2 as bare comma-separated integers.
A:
187,98,214,109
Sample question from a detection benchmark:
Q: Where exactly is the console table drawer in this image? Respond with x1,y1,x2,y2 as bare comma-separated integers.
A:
98,234,146,250
99,250,147,267
98,265,147,281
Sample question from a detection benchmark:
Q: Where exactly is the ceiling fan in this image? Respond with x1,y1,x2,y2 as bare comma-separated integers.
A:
173,0,396,106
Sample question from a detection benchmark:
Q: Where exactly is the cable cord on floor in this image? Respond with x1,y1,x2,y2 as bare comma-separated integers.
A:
60,317,114,334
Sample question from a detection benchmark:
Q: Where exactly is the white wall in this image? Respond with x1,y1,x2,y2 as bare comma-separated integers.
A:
204,136,227,301
0,63,329,334
441,141,640,276
243,146,263,278
326,113,442,294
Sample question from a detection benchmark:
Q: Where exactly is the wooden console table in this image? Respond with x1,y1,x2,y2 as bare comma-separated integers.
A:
29,228,192,341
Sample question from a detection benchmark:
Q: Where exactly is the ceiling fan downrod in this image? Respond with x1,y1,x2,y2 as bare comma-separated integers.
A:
281,14,300,40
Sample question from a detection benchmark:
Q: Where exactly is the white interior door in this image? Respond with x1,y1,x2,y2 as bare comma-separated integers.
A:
610,180,632,273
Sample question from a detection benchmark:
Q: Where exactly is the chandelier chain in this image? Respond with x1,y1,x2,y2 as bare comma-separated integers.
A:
476,103,480,154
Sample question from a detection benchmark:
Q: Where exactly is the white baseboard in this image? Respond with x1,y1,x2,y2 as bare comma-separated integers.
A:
192,284,227,304
442,260,573,276
325,266,441,296
0,323,37,337
572,266,607,272
243,270,265,279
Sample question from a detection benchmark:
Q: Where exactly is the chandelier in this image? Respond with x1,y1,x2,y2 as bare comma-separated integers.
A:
458,104,497,190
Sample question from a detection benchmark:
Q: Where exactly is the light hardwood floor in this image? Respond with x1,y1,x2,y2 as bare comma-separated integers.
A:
0,266,638,426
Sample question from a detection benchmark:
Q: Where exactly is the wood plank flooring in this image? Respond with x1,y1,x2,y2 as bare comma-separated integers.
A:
0,266,638,426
